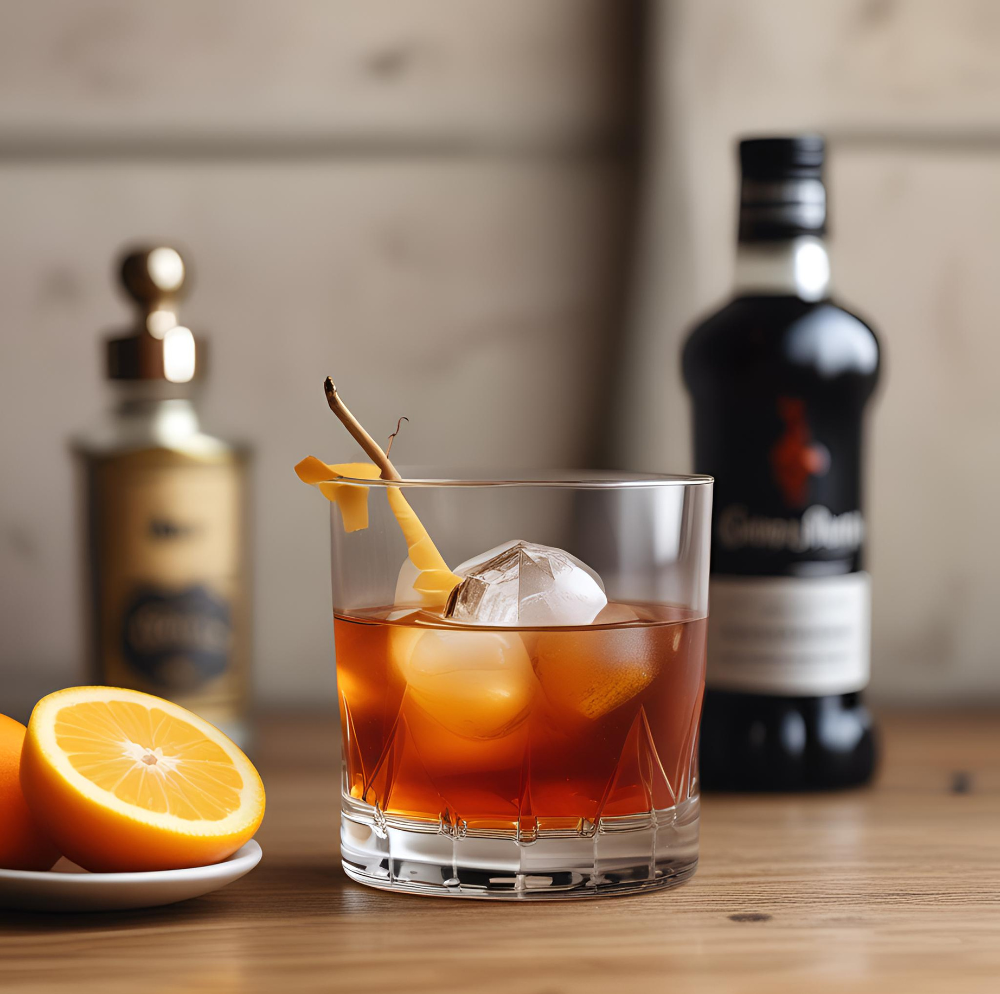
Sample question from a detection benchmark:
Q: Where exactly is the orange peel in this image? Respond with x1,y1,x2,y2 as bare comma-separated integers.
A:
296,457,460,609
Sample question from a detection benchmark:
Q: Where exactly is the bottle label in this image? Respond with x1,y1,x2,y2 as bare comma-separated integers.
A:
121,585,233,688
87,449,248,727
707,572,871,695
717,504,864,555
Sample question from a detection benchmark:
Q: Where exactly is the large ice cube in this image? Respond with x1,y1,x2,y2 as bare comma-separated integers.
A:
394,558,423,610
390,626,535,738
534,625,660,722
444,540,607,627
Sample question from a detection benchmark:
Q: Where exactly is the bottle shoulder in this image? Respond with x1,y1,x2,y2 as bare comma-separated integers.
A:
683,294,880,381
73,401,246,463
74,430,243,464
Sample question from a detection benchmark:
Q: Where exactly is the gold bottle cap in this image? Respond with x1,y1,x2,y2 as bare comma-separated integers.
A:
106,246,203,382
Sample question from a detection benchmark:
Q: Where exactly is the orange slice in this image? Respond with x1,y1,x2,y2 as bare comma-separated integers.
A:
20,687,265,872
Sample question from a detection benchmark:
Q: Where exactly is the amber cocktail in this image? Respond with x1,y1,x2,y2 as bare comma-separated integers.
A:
336,605,705,837
299,469,712,899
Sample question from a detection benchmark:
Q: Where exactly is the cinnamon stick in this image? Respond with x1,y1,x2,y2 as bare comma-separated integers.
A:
324,377,402,481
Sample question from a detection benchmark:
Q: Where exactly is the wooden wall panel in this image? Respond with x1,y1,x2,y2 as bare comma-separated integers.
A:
0,0,639,714
833,150,1000,701
667,0,1000,134
0,0,637,149
0,160,630,713
618,0,1000,702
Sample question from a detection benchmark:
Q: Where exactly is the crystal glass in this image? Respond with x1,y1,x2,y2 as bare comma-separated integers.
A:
329,470,712,899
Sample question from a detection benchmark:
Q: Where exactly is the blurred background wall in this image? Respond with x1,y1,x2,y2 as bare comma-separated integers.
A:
619,0,1000,704
0,0,641,717
1,0,998,716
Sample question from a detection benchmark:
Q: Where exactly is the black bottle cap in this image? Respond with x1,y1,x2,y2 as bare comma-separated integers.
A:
738,135,827,242
740,135,825,181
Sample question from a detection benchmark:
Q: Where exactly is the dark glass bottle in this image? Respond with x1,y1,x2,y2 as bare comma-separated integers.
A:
682,136,881,790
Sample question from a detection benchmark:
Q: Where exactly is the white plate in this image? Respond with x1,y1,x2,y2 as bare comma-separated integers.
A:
0,839,262,913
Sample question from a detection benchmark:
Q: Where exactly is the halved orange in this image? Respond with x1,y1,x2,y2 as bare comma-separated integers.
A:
20,687,264,872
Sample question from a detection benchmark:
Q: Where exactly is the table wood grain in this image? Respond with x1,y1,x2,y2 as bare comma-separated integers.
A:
3,711,999,994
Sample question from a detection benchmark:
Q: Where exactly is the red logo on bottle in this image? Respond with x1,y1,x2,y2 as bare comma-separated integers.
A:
770,397,829,508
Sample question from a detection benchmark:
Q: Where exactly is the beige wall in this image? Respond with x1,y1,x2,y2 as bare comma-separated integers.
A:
620,0,1000,702
3,0,998,715
0,0,638,718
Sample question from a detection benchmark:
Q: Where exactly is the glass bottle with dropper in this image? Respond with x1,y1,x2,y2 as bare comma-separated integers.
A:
75,246,252,749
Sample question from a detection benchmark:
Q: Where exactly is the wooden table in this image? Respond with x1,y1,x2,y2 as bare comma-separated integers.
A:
3,711,999,994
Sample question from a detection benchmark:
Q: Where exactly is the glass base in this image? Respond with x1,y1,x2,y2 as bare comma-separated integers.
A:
340,795,699,900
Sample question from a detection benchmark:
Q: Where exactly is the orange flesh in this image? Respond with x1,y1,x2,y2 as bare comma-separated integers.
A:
54,701,243,821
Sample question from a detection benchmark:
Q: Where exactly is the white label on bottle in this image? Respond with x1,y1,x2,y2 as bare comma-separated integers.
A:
707,572,871,695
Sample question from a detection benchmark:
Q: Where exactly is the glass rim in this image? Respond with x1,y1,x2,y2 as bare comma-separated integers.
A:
328,468,714,490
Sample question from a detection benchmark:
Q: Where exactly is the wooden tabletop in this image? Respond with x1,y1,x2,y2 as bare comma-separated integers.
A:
3,710,999,994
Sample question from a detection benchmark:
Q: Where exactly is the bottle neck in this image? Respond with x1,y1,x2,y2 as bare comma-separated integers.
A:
733,235,831,302
110,381,202,446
